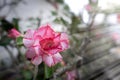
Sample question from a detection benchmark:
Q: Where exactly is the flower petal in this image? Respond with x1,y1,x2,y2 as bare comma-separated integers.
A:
60,33,69,50
46,48,61,54
53,53,62,64
23,29,35,47
26,48,36,59
66,70,77,80
60,32,69,41
31,56,42,65
42,54,54,67
37,25,54,39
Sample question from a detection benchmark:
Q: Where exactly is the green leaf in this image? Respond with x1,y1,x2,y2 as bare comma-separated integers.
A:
23,71,32,80
51,11,57,16
54,17,68,26
12,18,20,30
60,17,68,26
54,18,61,24
56,0,64,4
0,36,11,46
63,4,70,11
44,63,62,79
44,64,54,79
16,36,23,46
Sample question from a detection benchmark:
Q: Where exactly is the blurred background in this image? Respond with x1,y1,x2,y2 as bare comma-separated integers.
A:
0,0,120,80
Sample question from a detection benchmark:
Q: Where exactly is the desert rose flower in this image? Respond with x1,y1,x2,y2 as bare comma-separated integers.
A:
23,25,69,66
66,70,77,80
85,4,92,11
8,28,21,38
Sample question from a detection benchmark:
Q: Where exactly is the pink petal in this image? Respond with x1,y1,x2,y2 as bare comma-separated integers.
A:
23,29,35,47
60,33,69,50
26,48,36,59
66,70,77,80
43,53,62,67
37,25,54,39
60,41,69,50
46,48,61,54
53,53,62,64
60,32,69,42
31,56,42,65
42,54,54,67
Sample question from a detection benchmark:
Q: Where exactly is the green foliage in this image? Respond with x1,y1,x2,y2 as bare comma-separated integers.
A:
63,4,70,11
55,0,64,4
0,19,14,31
0,36,11,46
12,18,20,30
21,70,32,80
54,17,68,26
44,64,54,79
44,63,61,79
51,11,58,16
16,36,23,46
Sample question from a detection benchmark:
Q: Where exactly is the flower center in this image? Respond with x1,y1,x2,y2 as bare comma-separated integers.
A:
40,38,55,50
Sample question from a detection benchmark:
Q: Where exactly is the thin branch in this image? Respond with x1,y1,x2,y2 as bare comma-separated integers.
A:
33,65,38,80
50,56,82,80
4,46,19,66
0,0,24,11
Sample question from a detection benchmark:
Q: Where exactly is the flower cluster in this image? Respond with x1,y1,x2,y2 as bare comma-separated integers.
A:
23,25,69,67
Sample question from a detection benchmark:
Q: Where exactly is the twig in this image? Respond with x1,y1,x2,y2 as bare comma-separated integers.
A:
78,37,91,56
50,56,82,80
33,65,38,80
4,46,19,65
0,0,24,11
0,61,30,76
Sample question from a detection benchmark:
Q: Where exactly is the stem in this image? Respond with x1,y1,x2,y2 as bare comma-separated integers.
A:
4,46,18,65
33,65,38,80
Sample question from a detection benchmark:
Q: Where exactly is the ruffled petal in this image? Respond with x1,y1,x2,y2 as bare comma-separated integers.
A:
60,41,69,50
42,54,54,67
23,29,35,47
60,33,69,50
66,70,77,80
60,32,69,41
53,53,62,64
37,25,54,39
46,48,61,54
26,48,36,59
31,56,42,65
42,53,62,67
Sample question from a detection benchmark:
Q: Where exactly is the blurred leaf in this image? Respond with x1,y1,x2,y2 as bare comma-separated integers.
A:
63,4,70,11
0,36,11,46
55,0,64,4
1,19,14,31
28,17,34,21
44,63,61,79
51,11,57,16
60,17,68,26
54,18,61,23
12,18,20,30
44,64,54,79
54,17,68,26
22,70,32,80
16,36,23,46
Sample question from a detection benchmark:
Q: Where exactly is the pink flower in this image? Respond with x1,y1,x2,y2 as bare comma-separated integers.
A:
8,28,21,38
85,4,92,11
43,53,62,67
23,25,69,66
66,70,77,80
111,33,120,41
